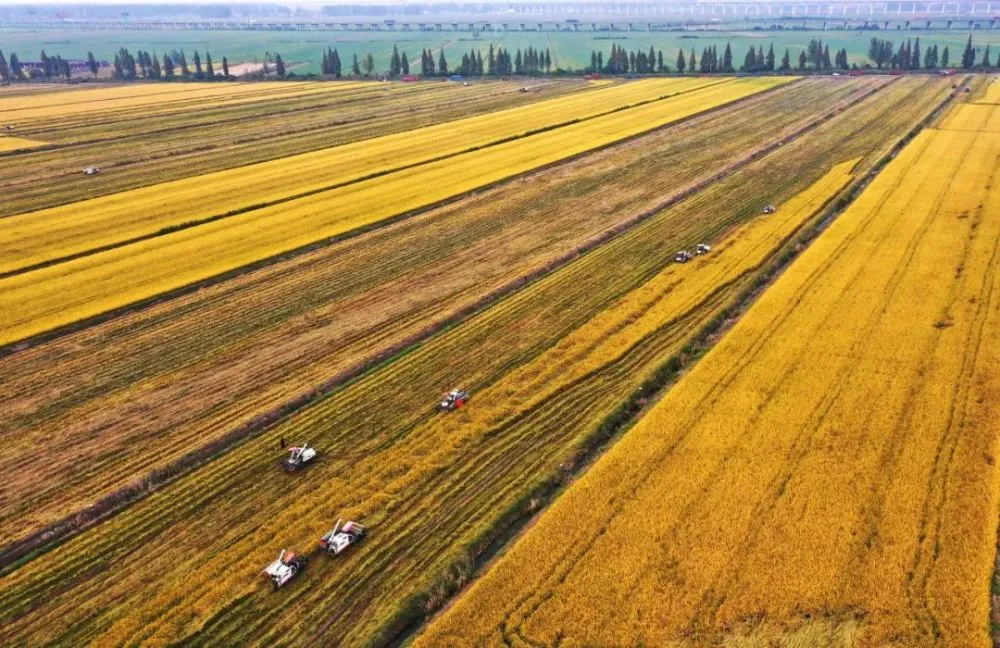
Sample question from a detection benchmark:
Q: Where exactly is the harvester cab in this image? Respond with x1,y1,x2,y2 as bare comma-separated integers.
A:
281,444,317,472
762,205,777,215
83,167,102,176
263,549,305,589
674,250,693,263
695,243,712,255
438,389,469,412
319,519,367,556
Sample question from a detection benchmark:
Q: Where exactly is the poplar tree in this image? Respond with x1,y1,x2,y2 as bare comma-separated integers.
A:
942,46,950,67
766,43,775,70
9,52,22,80
205,52,214,78
401,51,409,75
86,51,99,77
180,51,190,78
962,34,975,68
438,49,447,75
193,51,203,79
150,52,161,79
352,53,360,76
676,49,686,72
982,44,992,68
222,56,229,78
389,45,401,76
163,53,175,79
0,50,9,81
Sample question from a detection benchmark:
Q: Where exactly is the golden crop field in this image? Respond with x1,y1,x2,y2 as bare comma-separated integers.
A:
0,80,362,122
0,77,790,345
0,79,583,217
419,91,1000,648
0,135,46,152
0,77,727,275
0,76,957,648
0,77,879,549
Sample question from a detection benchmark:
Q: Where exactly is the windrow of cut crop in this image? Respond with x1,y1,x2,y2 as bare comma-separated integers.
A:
0,78,872,553
0,77,951,648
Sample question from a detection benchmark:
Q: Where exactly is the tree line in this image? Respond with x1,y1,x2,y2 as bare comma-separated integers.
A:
0,47,296,82
320,43,553,77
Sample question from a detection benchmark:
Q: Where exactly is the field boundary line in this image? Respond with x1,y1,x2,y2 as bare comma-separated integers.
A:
0,78,787,352
0,77,886,576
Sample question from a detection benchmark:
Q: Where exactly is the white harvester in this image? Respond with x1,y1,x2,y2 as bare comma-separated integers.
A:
674,250,693,264
762,204,777,215
438,389,470,412
695,243,712,255
83,166,102,176
281,443,317,472
262,549,305,590
319,519,367,556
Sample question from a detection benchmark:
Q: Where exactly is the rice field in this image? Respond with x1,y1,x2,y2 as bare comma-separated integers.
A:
0,77,789,346
0,135,45,151
418,82,1000,648
0,77,877,551
0,74,965,648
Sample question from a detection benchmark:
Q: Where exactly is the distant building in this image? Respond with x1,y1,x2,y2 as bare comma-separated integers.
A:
19,59,109,72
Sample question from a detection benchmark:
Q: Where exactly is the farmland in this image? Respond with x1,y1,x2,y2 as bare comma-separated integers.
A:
0,74,962,647
418,83,1000,646
0,77,789,345
0,76,887,551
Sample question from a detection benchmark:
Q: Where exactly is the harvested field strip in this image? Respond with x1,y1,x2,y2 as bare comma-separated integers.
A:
0,78,789,345
417,121,1000,648
0,81,333,121
0,78,875,549
0,77,730,275
0,136,46,152
10,84,397,134
4,82,430,140
0,81,580,216
0,78,948,647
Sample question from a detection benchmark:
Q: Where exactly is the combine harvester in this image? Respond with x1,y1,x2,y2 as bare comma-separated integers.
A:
438,389,470,412
281,443,317,472
262,549,306,590
319,519,367,556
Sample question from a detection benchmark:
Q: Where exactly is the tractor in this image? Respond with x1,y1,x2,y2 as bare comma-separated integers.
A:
438,389,469,412
695,243,712,255
262,549,305,590
319,519,367,556
281,444,317,472
674,250,693,263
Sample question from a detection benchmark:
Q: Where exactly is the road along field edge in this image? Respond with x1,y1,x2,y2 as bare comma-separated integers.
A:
0,77,892,582
0,79,795,357
398,77,968,648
